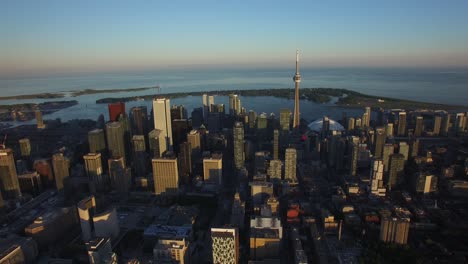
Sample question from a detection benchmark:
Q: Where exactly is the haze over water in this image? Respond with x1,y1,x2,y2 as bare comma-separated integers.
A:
1,67,467,123
2,67,468,103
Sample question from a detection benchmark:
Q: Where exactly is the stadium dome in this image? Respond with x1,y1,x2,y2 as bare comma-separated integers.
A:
307,117,345,132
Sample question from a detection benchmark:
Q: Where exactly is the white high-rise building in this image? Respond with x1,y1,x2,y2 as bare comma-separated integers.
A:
202,94,209,120
153,98,173,154
211,227,239,264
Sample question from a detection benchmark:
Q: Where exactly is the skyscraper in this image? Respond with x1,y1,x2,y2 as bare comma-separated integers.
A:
293,50,301,129
152,156,179,195
273,129,279,160
248,110,257,130
374,127,386,158
52,153,70,190
349,136,359,176
211,227,239,264
322,116,330,138
203,153,223,186
88,129,106,154
35,110,45,129
285,148,297,182
172,119,189,149
148,129,162,158
108,102,125,122
455,112,466,135
433,115,442,136
347,117,355,131
377,107,385,126
86,237,118,264
187,130,202,164
171,105,187,120
132,135,147,177
202,94,209,120
382,144,394,173
84,153,105,193
414,116,424,137
398,142,409,161
153,238,190,264
18,171,42,196
388,153,405,189
397,112,407,136
233,122,245,169
363,107,371,127
105,122,126,164
268,159,282,180
441,113,450,136
108,156,131,193
414,172,438,194
370,159,386,196
190,107,203,128
256,113,268,143
207,113,222,133
229,94,241,116
153,98,173,154
385,123,394,137
0,148,21,199
178,142,192,185
380,216,410,245
130,106,148,136
208,95,215,112
410,139,419,158
18,138,31,158
280,109,292,132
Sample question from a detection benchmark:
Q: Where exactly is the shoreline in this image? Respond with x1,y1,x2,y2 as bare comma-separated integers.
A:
0,100,78,122
0,87,154,101
95,88,468,111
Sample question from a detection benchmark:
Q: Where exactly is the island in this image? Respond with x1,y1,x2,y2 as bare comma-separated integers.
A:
70,87,153,97
95,88,468,111
0,93,65,100
0,101,78,122
0,87,154,100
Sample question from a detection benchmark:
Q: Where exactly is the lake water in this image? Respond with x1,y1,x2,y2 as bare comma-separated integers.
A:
1,67,467,123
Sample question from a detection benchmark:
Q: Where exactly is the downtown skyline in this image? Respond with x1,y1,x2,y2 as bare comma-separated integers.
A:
2,1,468,77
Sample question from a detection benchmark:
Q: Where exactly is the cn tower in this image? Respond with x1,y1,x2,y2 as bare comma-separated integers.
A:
293,49,301,129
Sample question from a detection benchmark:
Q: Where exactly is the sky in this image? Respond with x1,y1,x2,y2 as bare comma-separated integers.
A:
2,0,468,77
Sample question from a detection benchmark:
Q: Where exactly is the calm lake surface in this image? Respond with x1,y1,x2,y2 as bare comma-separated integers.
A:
1,67,467,123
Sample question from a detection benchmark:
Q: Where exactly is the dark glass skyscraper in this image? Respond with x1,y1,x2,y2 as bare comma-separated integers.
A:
52,153,70,190
388,153,405,189
88,129,106,154
132,135,147,177
178,142,192,185
130,106,148,136
148,129,162,158
105,122,126,164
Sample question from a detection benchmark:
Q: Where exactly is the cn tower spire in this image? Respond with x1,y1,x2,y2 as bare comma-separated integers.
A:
293,49,301,129
296,49,300,74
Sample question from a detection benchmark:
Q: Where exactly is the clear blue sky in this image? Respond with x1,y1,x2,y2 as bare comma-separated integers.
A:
2,0,468,76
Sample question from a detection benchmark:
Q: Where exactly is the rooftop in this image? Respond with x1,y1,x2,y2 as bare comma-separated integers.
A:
308,118,345,132
143,225,191,239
